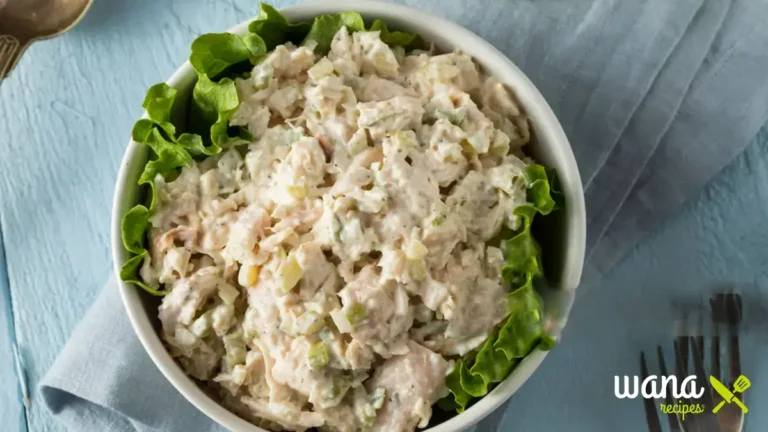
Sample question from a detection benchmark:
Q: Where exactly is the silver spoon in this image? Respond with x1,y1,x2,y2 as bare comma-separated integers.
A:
0,0,93,81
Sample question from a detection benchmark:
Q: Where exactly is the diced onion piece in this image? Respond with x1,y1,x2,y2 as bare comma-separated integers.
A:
331,308,353,333
212,303,235,335
394,287,410,316
279,313,296,335
347,128,368,156
252,63,274,89
345,302,369,327
409,259,427,282
308,341,330,369
296,311,326,335
415,397,432,428
277,254,303,294
405,239,428,260
231,364,248,385
219,282,240,304
308,58,335,82
189,311,212,337
175,327,198,347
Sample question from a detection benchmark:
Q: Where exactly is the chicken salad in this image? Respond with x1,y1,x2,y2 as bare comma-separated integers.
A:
120,4,559,431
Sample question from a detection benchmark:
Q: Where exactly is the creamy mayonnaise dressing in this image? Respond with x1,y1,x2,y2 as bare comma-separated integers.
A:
144,26,533,432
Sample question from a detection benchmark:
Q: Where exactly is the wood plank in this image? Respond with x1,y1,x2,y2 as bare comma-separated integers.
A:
0,0,272,429
0,225,27,431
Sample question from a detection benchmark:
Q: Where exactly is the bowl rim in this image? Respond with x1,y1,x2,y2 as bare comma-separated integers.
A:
111,1,586,431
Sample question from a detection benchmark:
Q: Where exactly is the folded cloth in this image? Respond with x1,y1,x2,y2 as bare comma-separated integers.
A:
585,0,768,280
40,278,224,432
583,0,732,255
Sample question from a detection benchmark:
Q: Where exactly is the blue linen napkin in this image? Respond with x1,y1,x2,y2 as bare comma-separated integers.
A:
41,278,225,432
39,0,768,430
585,0,768,280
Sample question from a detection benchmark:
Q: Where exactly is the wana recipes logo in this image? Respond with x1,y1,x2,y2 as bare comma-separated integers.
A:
614,373,750,420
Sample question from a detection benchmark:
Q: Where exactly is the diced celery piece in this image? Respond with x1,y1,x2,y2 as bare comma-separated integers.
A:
369,387,386,409
308,341,330,369
277,254,303,294
345,302,369,327
330,308,353,333
431,214,446,226
296,311,326,335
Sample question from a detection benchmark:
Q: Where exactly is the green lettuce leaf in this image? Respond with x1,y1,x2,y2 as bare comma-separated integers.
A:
176,132,216,156
192,74,239,122
523,164,556,215
142,83,177,138
132,115,194,211
189,32,267,78
121,205,149,255
119,251,168,296
192,73,251,151
495,276,544,360
500,205,542,282
122,84,200,296
211,112,253,148
303,12,366,54
444,164,559,412
248,2,311,50
445,361,473,411
368,19,418,47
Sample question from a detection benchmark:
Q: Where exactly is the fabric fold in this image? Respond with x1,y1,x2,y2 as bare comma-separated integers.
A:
40,278,224,432
586,0,768,279
584,0,732,255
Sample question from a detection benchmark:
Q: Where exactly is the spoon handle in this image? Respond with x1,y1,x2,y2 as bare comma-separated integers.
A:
0,34,26,82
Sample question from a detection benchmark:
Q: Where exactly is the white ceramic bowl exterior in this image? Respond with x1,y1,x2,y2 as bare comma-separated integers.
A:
111,1,586,431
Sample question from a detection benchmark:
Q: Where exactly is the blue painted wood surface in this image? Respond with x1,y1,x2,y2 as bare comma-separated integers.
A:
0,1,767,431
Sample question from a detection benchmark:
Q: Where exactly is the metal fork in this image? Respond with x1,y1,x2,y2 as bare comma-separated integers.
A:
640,348,680,432
710,293,745,432
640,293,743,432
675,314,719,432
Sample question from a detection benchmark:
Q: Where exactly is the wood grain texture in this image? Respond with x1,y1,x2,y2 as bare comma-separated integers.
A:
0,1,276,430
0,226,26,431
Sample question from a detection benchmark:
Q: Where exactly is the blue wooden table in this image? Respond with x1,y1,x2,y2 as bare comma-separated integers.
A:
1,1,767,431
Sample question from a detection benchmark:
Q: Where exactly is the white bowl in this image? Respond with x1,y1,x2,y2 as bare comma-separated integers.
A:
111,1,586,430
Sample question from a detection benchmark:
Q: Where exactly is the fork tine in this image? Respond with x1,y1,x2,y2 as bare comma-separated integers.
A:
690,317,720,430
673,339,689,385
694,314,705,371
710,318,721,384
674,337,696,430
640,351,663,432
727,294,743,384
657,346,682,431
